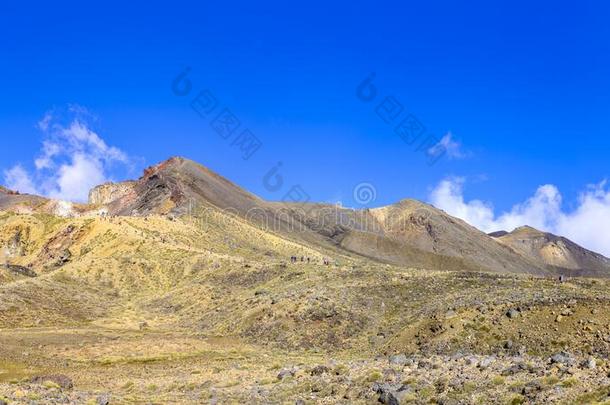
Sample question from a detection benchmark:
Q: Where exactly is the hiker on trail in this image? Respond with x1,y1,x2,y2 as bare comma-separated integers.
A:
307,257,310,263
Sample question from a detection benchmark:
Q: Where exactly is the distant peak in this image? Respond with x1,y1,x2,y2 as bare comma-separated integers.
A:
164,156,190,165
393,198,434,209
142,156,191,178
512,225,541,234
0,185,19,195
508,225,563,242
488,230,509,238
157,156,190,167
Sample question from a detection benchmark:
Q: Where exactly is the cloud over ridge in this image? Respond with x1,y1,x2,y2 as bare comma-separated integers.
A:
429,177,610,257
3,106,131,202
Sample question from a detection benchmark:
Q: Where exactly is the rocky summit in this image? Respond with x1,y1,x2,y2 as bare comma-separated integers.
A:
1,157,610,404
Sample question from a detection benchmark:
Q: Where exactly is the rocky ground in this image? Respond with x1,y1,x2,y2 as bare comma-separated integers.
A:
1,330,610,404
2,211,610,403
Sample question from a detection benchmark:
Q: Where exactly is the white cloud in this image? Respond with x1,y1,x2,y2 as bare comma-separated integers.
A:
4,165,38,195
3,106,131,202
429,177,496,231
428,132,470,160
37,113,52,131
35,141,61,170
429,177,610,257
48,153,108,202
555,181,610,257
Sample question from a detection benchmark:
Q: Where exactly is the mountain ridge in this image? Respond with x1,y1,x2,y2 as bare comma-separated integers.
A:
492,225,610,277
2,156,609,277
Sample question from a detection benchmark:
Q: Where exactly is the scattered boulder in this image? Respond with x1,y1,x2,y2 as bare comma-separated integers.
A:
502,362,528,376
417,359,432,370
389,354,408,366
31,374,74,390
97,394,111,405
522,381,542,398
310,365,330,376
583,357,597,370
478,357,495,370
383,367,400,381
2,264,36,277
550,352,575,366
392,389,414,405
57,249,72,265
506,309,520,319
278,368,297,380
373,383,412,405
429,322,445,334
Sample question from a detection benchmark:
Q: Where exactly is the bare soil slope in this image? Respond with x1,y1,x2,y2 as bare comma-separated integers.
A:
492,226,610,277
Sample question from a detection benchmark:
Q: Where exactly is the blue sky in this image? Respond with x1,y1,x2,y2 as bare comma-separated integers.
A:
1,1,609,253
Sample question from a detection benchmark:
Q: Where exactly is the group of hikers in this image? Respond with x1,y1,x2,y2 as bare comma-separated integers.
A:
289,255,333,266
290,255,310,263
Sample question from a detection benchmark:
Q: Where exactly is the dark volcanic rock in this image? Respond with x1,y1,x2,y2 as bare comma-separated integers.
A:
373,382,412,405
310,365,330,376
550,352,576,366
2,264,36,277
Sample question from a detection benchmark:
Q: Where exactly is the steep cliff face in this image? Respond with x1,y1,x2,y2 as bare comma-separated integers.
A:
88,181,136,205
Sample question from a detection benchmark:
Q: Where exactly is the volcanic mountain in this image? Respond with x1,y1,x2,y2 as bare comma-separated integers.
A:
491,225,610,277
85,157,609,277
88,157,264,217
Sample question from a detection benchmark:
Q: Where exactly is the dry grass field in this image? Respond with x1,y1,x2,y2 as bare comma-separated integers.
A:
2,208,610,404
